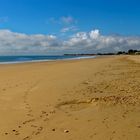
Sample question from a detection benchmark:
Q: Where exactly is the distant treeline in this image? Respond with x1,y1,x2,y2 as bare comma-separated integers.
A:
64,53,96,56
64,49,140,56
117,49,140,55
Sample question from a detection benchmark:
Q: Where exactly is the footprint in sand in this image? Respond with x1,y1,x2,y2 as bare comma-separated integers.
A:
31,125,38,128
23,119,35,125
43,117,49,122
34,127,43,135
28,109,32,113
12,130,20,135
23,136,31,140
2,88,6,91
50,110,55,114
27,114,34,117
38,111,50,122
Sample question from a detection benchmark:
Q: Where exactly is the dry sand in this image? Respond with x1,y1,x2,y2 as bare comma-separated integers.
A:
0,56,140,140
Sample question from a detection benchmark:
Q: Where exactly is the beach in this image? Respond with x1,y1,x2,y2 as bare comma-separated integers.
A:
0,55,140,140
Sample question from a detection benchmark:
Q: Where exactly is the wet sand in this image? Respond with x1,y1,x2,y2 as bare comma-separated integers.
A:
0,55,140,140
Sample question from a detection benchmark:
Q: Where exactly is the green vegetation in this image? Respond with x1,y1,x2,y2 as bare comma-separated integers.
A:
64,49,140,56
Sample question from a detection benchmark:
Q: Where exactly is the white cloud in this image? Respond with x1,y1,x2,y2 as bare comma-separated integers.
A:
60,16,77,24
89,29,100,39
63,30,140,53
0,29,139,55
0,29,61,55
47,16,77,25
60,26,78,33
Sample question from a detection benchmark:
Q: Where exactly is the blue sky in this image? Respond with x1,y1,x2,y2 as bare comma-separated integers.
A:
0,0,140,55
0,0,140,35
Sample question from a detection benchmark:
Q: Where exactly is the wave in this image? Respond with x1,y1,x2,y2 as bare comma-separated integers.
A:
0,55,97,64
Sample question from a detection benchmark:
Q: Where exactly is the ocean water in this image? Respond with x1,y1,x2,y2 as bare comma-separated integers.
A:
0,55,96,64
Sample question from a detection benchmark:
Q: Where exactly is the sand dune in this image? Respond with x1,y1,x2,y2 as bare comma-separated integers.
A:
0,56,140,140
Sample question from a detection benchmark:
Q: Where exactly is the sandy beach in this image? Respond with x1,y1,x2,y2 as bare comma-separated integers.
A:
0,55,140,140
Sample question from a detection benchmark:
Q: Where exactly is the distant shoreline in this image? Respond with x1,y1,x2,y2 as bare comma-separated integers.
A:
0,55,97,65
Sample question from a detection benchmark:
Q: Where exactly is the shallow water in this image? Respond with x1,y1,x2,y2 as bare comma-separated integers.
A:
0,55,96,64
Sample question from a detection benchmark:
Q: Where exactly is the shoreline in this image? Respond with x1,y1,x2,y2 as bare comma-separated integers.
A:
0,55,97,65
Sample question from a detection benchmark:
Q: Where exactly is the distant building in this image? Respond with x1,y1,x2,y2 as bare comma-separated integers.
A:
135,52,140,55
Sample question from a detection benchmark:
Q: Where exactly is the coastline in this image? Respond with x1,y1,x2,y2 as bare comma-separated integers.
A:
0,55,140,140
0,55,97,65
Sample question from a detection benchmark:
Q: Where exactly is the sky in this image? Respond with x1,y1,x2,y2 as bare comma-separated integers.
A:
0,0,140,55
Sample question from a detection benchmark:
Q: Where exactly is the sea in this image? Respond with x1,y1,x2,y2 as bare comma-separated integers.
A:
0,55,96,64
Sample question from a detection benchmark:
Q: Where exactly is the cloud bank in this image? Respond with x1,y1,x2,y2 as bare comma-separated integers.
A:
0,29,140,55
